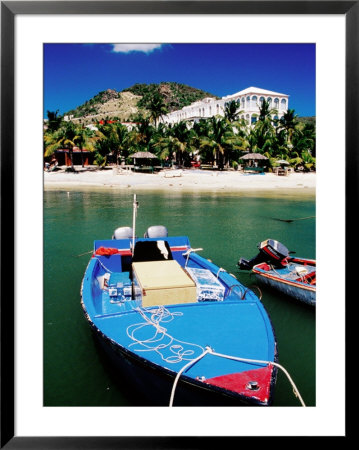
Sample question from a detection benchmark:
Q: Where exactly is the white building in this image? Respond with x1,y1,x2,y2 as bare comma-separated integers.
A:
160,87,289,125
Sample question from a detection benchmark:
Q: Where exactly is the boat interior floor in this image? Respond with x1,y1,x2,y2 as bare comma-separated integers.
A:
260,262,316,282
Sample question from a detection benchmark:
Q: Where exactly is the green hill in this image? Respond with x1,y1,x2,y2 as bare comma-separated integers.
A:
65,82,218,124
297,116,316,126
123,82,218,112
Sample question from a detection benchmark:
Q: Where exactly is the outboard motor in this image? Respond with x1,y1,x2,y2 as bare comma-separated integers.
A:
112,226,134,240
144,225,168,238
238,239,290,270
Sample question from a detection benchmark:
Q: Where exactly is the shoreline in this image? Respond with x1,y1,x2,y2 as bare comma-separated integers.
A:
44,167,316,195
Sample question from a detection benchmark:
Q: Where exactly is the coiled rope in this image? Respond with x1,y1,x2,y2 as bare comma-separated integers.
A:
127,307,205,364
169,346,306,407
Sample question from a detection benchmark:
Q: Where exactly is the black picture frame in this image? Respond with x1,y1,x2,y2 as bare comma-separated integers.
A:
1,1,352,447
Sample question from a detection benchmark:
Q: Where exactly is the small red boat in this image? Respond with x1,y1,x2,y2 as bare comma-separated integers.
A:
238,239,316,306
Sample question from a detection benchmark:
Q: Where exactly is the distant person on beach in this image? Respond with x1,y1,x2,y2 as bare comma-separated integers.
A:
46,156,58,172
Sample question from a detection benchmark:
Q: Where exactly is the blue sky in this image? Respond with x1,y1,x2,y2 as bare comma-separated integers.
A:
44,43,315,118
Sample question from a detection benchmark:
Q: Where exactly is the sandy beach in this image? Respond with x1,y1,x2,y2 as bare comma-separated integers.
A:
44,167,316,193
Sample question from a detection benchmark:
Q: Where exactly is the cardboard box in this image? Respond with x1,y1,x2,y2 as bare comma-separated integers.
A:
132,260,197,307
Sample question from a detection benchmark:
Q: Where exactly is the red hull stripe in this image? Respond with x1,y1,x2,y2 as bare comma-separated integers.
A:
205,365,273,404
171,246,189,252
290,258,316,266
116,249,132,256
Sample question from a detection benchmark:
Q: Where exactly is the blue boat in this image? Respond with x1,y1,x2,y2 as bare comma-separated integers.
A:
81,196,280,406
238,239,316,307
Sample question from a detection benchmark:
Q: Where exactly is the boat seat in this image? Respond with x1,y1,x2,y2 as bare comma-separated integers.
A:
132,240,173,262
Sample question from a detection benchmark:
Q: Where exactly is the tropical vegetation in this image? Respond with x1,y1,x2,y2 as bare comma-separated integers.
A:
44,92,316,172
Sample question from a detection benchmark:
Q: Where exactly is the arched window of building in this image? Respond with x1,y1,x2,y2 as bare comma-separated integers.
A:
246,96,250,109
241,97,245,108
273,115,279,126
259,96,265,106
216,104,220,114
281,99,287,110
274,98,279,109
267,97,272,106
251,96,257,109
251,114,258,124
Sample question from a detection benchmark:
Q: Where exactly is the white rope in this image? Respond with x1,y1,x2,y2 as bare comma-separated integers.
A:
169,347,212,406
208,348,306,407
270,263,314,285
127,307,205,364
95,257,113,274
182,248,203,267
169,346,306,407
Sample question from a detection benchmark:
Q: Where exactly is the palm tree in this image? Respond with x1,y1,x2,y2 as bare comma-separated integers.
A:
44,121,78,169
301,150,316,171
98,122,129,164
258,99,278,122
198,117,243,169
151,123,172,163
250,99,278,155
224,100,242,122
114,123,130,162
278,109,298,148
292,121,316,157
74,127,98,167
46,110,62,132
135,118,156,152
147,91,168,127
289,150,316,172
153,134,174,163
170,121,196,166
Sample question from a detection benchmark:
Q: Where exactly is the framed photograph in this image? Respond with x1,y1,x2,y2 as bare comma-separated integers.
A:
2,1,353,446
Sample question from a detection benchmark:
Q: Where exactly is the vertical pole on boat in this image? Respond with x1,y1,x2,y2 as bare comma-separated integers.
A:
132,193,138,256
131,194,138,301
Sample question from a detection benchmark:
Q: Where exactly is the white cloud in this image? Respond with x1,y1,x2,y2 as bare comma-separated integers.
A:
111,44,163,53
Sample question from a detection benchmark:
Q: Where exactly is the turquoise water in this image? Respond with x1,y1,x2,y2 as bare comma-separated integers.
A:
44,188,315,407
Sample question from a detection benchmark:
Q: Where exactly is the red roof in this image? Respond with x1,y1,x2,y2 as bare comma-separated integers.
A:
98,120,118,125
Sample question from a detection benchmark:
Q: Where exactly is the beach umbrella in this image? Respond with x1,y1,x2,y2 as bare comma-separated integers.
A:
129,151,158,166
241,153,268,160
